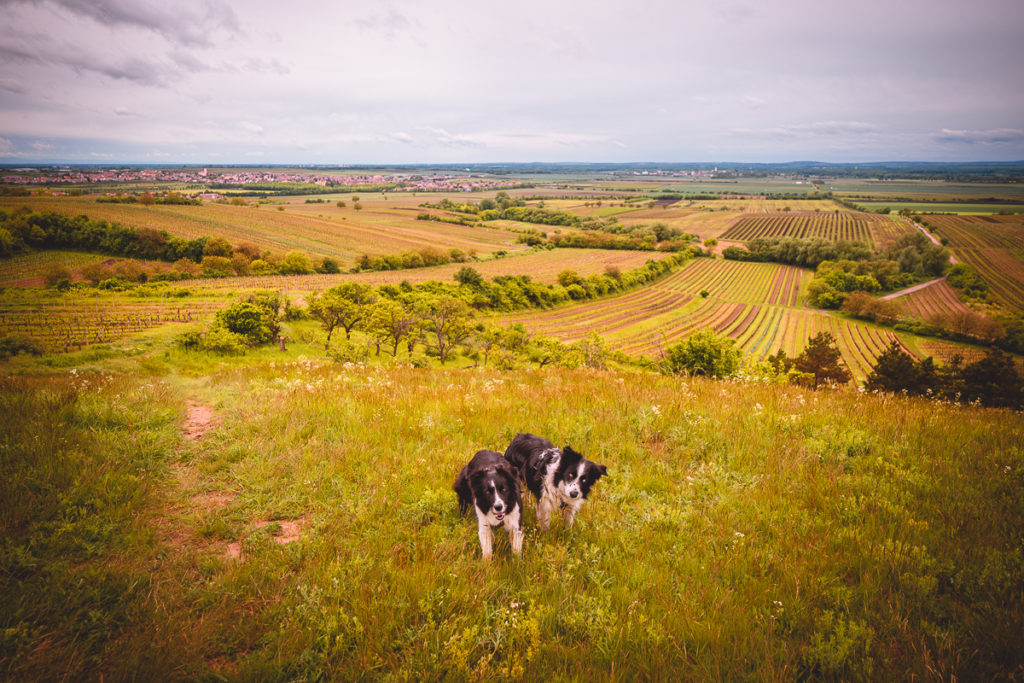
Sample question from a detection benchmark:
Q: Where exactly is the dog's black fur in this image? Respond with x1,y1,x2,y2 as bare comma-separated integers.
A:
453,449,524,559
503,433,607,531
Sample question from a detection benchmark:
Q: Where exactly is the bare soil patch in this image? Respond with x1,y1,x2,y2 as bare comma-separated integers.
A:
255,516,311,545
183,400,218,441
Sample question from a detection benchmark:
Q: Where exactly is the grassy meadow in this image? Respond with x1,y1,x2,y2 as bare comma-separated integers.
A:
1,346,1022,680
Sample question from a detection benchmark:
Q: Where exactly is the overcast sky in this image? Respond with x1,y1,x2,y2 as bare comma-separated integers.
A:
1,0,1022,164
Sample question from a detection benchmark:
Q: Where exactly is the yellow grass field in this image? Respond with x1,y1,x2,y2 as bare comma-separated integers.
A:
0,195,529,264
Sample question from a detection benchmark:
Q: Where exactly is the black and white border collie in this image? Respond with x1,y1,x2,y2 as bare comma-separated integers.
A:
453,449,524,560
504,433,607,532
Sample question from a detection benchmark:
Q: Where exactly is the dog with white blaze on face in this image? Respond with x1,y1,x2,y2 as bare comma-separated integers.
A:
503,433,607,532
453,449,524,560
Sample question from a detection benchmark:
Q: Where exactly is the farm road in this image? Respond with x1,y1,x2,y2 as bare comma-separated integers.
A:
911,220,959,264
881,275,947,300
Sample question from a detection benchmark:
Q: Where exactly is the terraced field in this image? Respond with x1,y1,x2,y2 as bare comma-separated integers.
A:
927,215,1024,312
720,211,911,247
499,258,904,379
0,196,527,263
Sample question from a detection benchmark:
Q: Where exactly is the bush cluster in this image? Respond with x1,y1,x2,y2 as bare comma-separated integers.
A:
866,342,1023,408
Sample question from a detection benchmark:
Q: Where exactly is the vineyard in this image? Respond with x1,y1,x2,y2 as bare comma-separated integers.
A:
720,211,913,248
499,258,904,379
927,215,1024,313
0,293,226,352
893,278,976,320
0,251,106,286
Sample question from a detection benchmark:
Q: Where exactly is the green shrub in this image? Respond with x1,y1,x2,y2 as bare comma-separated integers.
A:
200,327,247,355
663,329,741,378
0,334,45,359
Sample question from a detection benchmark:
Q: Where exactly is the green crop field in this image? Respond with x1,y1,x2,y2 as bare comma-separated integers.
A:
926,215,1024,313
827,179,1024,202
858,201,1024,215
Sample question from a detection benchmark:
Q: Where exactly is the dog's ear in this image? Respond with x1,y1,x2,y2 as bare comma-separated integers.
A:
598,464,608,477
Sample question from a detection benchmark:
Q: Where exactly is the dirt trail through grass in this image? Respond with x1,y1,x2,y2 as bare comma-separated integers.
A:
174,395,309,560
183,399,218,441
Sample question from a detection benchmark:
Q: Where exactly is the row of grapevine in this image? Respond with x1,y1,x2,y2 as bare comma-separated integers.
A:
659,259,803,306
721,212,874,243
925,215,1024,313
896,279,975,320
0,299,225,351
927,215,1024,250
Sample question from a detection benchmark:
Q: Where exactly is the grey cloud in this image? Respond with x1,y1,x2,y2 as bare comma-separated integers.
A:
737,122,885,139
241,57,289,76
0,31,172,85
0,77,28,94
935,128,1024,145
353,6,416,36
2,0,239,47
782,122,884,136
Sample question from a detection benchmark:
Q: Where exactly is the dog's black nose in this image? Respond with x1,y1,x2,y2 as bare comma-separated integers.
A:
494,501,504,512
569,491,579,498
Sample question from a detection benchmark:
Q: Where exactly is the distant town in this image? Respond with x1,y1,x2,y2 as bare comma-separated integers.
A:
0,167,531,192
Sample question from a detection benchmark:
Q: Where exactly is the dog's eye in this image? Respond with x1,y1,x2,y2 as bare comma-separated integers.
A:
567,473,575,480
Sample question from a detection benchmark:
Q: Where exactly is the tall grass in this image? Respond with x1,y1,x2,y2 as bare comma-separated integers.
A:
1,360,1022,680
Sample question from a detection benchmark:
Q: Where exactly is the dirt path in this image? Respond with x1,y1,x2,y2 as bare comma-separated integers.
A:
173,397,308,561
911,220,959,264
183,400,219,440
880,275,948,300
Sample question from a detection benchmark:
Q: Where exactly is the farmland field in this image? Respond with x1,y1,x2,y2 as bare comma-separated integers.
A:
0,195,529,264
0,251,107,286
891,278,976,321
926,215,1024,313
0,289,226,352
499,258,906,379
175,248,669,293
826,179,1024,202
858,201,1024,215
0,249,669,351
720,211,914,248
